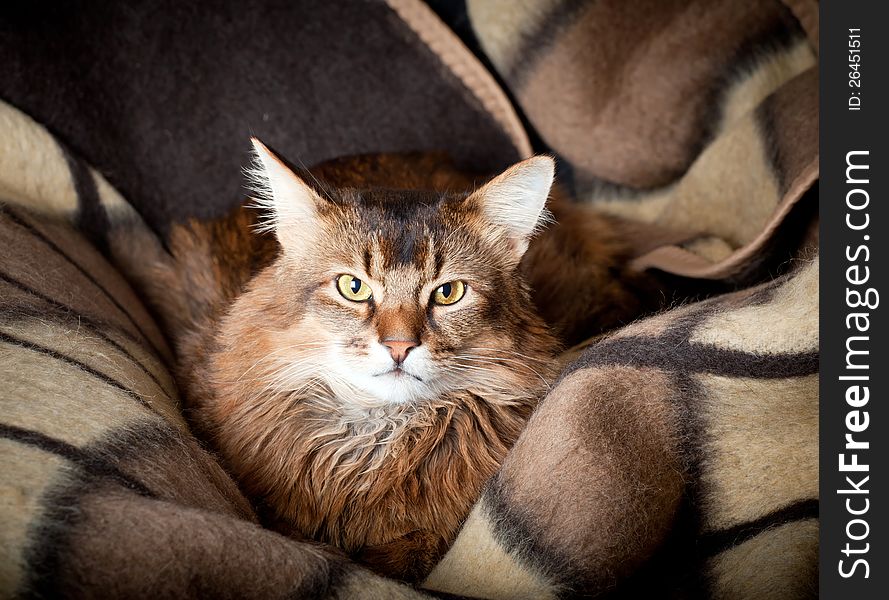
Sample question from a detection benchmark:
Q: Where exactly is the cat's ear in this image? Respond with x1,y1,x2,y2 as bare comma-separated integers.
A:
248,138,323,252
468,155,555,256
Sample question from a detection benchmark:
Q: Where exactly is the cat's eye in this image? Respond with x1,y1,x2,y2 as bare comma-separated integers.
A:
336,275,373,302
432,281,466,305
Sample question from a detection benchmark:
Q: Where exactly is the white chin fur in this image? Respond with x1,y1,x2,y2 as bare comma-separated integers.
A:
326,345,440,406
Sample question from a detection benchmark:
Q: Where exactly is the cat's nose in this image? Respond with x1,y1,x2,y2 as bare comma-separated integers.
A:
382,338,419,364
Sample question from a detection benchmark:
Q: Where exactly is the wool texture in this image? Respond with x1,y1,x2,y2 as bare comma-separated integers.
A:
1,0,818,597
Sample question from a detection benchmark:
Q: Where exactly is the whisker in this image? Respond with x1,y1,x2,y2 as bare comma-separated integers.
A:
452,353,551,389
235,341,328,382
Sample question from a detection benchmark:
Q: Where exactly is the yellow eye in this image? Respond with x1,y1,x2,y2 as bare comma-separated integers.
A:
336,275,373,302
433,281,466,305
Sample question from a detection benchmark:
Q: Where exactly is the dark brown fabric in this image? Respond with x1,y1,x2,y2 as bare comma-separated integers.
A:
0,0,525,236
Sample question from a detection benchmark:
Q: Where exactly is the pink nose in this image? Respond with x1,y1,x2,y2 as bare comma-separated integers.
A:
382,339,419,364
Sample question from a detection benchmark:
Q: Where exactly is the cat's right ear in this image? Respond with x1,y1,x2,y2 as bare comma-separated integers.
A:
248,138,323,252
466,155,555,258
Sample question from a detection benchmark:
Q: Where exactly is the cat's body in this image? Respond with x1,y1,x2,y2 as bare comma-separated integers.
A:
124,146,670,580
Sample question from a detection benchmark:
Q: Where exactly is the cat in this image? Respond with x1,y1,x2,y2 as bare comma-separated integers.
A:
119,140,674,581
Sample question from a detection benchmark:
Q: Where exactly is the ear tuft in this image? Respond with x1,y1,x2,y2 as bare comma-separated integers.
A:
245,138,320,237
469,155,556,254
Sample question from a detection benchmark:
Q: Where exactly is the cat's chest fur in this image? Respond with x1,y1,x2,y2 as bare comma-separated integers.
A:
200,330,538,577
248,392,529,545
171,253,553,579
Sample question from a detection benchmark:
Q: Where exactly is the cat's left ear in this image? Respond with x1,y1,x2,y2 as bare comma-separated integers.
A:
248,137,324,253
467,155,555,256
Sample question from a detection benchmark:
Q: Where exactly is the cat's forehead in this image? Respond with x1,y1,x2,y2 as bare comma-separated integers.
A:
348,188,452,229
330,188,475,278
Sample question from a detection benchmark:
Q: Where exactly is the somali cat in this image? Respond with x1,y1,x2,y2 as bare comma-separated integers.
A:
126,140,670,581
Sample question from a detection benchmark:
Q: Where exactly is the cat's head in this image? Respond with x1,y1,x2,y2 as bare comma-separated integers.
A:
239,140,558,406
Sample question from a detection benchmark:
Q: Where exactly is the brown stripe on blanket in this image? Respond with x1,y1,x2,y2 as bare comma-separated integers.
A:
689,257,818,354
0,287,175,399
564,334,818,380
780,0,819,51
562,305,818,381
21,480,428,599
469,0,811,188
1,340,184,444
0,273,176,396
57,141,111,256
468,0,588,83
0,284,178,398
465,0,818,290
594,106,790,249
594,60,816,280
426,366,687,597
0,439,67,594
564,259,818,380
757,68,819,194
0,425,155,498
610,62,818,282
705,518,818,599
0,326,186,433
424,499,560,600
0,331,156,411
698,498,818,559
694,373,818,530
83,420,255,520
4,414,427,597
0,206,171,362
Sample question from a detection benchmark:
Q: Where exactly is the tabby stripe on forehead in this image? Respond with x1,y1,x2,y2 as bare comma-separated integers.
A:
363,247,373,277
398,230,428,267
433,248,444,280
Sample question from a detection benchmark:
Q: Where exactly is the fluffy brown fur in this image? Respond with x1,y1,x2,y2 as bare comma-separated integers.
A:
522,200,684,347
129,145,669,581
